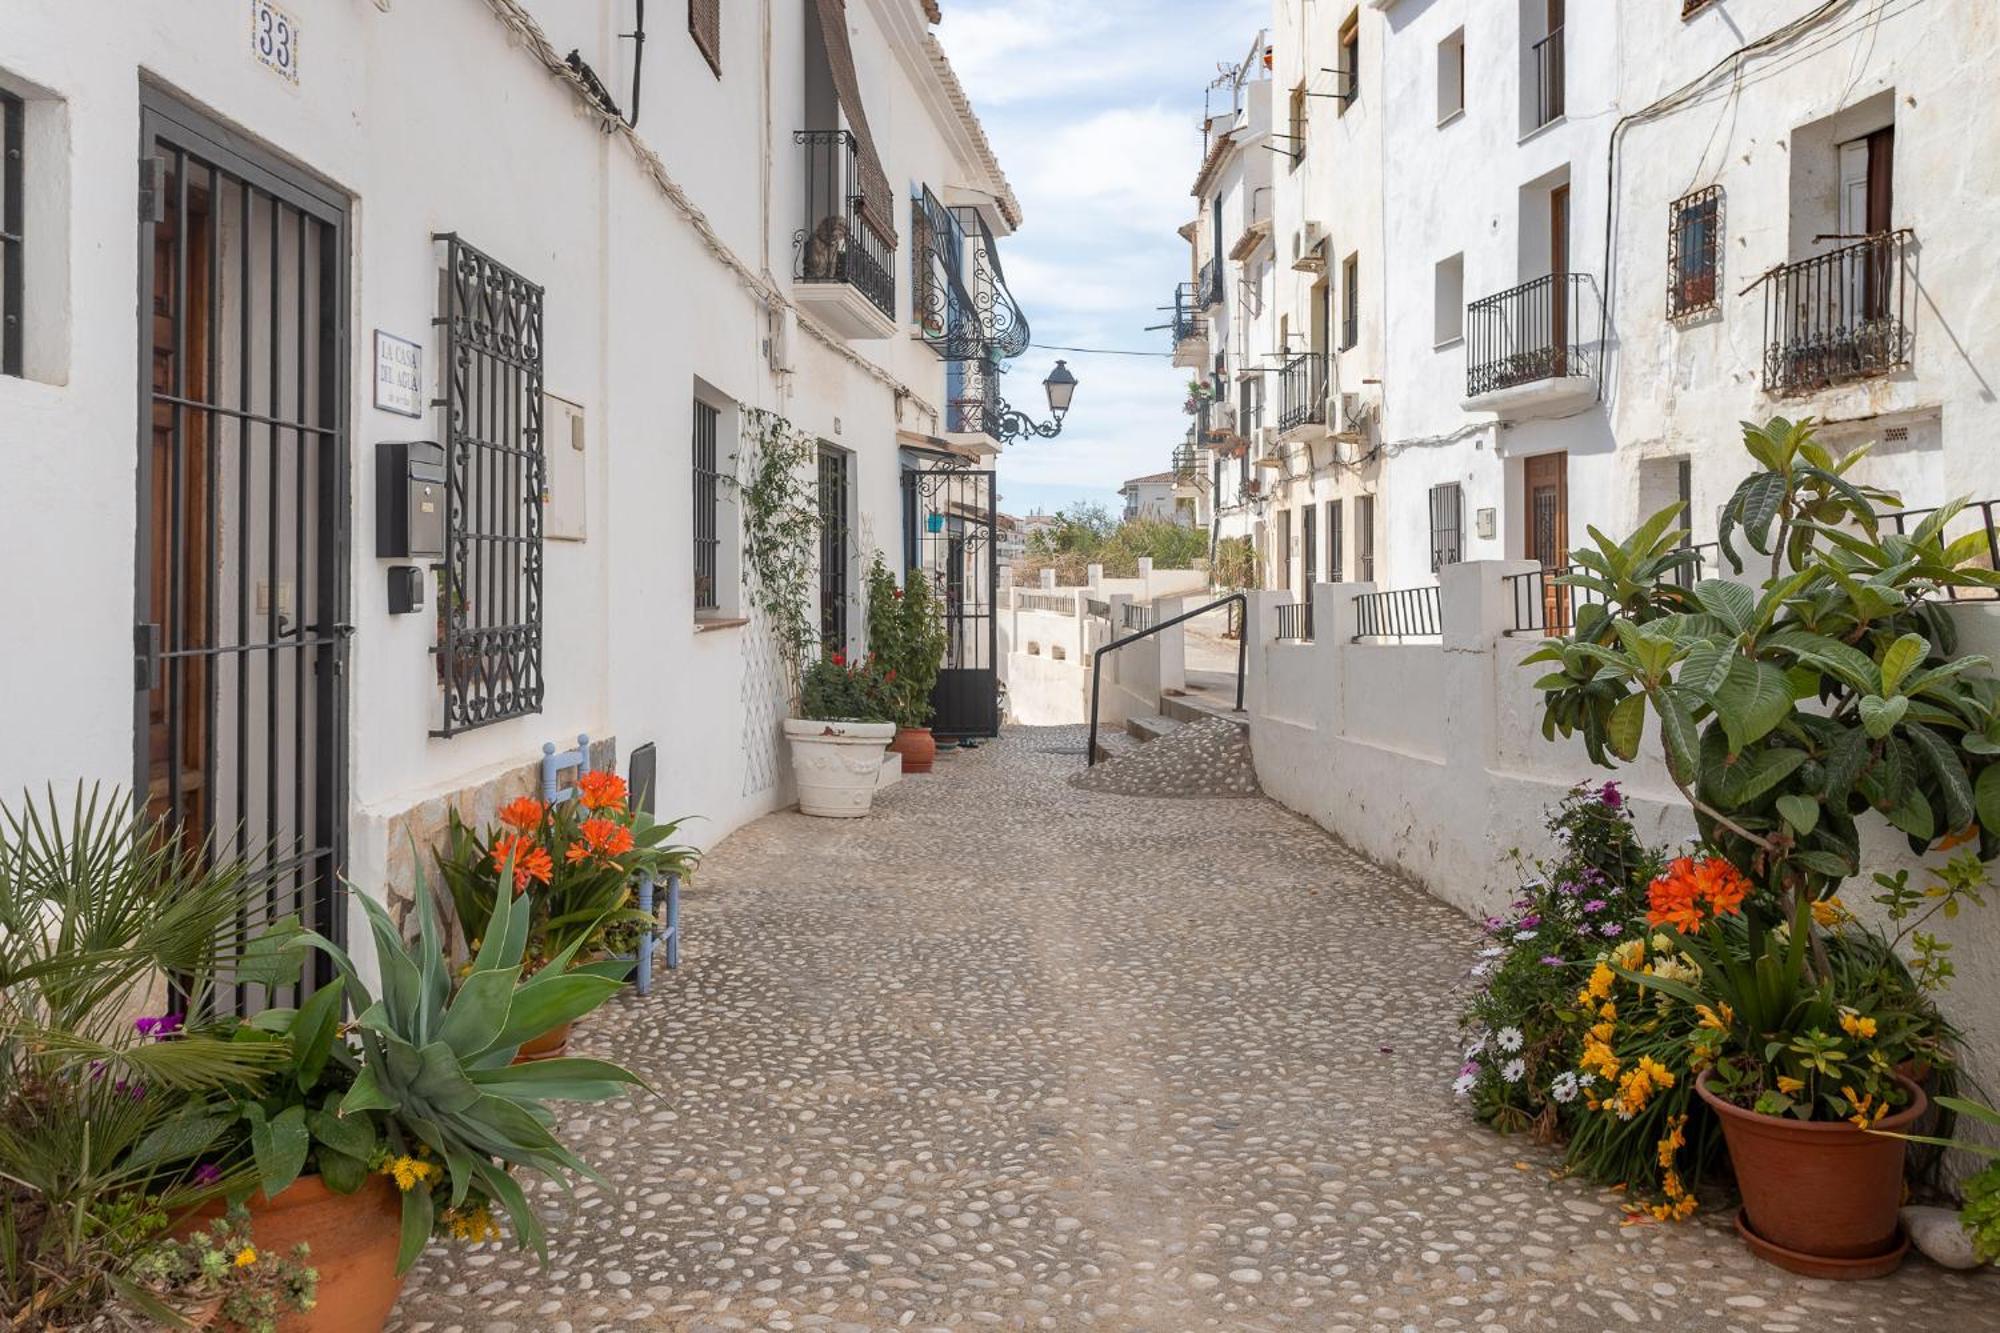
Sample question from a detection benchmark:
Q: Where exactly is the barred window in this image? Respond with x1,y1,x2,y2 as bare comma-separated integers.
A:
1428,482,1464,572
1668,186,1722,319
1325,498,1344,582
1357,494,1375,582
1,89,21,377
435,234,545,736
689,0,721,77
692,399,721,611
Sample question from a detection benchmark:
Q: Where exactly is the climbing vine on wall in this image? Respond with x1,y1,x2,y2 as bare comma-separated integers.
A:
730,408,823,705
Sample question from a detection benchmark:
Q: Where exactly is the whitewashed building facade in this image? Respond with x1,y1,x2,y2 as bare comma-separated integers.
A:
0,0,1025,975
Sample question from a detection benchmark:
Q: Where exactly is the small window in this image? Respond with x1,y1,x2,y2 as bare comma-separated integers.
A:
1326,498,1344,582
1288,85,1308,167
1339,253,1359,351
689,0,721,77
1667,186,1722,319
692,398,723,611
818,443,852,650
1356,494,1376,582
1437,28,1466,124
1302,502,1318,585
1,89,21,378
1434,253,1465,346
1276,508,1292,590
1428,483,1464,572
1337,13,1361,113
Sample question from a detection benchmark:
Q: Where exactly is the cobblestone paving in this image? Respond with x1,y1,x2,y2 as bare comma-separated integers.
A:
1070,717,1261,799
390,726,1998,1332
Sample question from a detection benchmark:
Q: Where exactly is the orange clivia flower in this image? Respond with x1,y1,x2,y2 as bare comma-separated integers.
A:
576,771,629,813
491,832,555,890
564,816,636,864
1646,856,1752,933
497,796,545,832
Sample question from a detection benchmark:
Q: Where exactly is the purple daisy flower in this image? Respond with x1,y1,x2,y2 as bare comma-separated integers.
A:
1583,898,1607,914
1600,922,1624,937
1600,781,1624,810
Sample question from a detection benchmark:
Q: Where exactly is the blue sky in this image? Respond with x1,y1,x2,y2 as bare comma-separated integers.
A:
937,0,1268,521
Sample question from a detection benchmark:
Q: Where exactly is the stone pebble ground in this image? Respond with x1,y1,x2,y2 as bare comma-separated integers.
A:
389,726,1999,1332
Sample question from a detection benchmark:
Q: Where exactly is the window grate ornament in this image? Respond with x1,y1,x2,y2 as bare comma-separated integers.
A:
913,185,1028,362
1428,482,1464,572
434,233,545,737
692,400,721,611
1667,186,1722,320
1,90,21,377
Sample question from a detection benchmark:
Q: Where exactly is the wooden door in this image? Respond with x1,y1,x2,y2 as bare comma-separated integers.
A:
1549,183,1570,373
1526,452,1570,628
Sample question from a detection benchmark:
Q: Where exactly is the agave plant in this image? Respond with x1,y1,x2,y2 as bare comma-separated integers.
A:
299,865,645,1271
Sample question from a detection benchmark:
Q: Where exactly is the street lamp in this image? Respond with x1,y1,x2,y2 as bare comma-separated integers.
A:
992,360,1079,443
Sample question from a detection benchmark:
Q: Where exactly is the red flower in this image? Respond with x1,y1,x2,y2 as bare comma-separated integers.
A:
565,816,637,864
576,771,628,813
491,833,554,890
497,796,544,832
1646,855,1752,932
831,652,847,667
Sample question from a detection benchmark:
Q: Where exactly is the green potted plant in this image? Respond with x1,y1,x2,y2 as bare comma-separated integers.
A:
1524,416,2000,1276
868,554,948,775
786,651,898,817
126,1203,318,1331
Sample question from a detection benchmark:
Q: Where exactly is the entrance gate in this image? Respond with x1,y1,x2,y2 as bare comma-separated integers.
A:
902,465,998,738
136,91,350,1010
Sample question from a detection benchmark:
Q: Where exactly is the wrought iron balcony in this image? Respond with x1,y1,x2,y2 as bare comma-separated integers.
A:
1170,282,1209,369
793,130,896,331
1198,256,1224,309
1465,273,1594,399
947,358,1002,441
913,184,1029,362
1530,25,1564,129
1757,230,1913,397
1277,352,1327,433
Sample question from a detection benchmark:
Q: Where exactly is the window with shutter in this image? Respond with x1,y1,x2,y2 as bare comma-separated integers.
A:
689,0,720,76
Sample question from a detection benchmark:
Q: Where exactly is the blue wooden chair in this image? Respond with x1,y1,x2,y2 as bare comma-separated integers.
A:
540,735,680,996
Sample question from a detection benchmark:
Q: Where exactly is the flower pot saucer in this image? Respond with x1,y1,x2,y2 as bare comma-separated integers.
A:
1734,1208,1909,1280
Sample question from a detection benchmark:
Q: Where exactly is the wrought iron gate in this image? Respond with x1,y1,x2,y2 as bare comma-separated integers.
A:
902,465,998,738
135,92,349,1009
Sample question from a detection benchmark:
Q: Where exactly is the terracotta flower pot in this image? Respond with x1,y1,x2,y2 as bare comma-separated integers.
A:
888,726,936,775
180,1174,405,1332
511,1017,573,1063
1696,1068,1925,1278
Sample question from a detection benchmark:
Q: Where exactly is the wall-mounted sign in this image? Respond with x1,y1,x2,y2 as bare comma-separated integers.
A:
250,0,301,84
373,331,425,418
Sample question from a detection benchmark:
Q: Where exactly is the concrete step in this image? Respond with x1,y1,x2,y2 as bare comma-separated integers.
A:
1159,690,1249,730
1125,713,1182,745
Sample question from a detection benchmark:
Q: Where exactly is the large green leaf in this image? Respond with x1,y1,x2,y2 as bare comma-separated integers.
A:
486,971,623,1056
1885,786,1936,841
1694,579,1756,635
1676,640,1733,698
127,1112,235,1169
317,1145,369,1195
250,1103,311,1199
396,1175,436,1275
1763,629,1879,694
1776,793,1820,837
1606,691,1647,761
1656,686,1700,783
339,1064,398,1115
288,976,345,1092
1721,470,1788,569
1977,765,2000,838
1905,722,1975,833
436,964,521,1059
1878,633,1930,697
1713,656,1793,753
470,1055,644,1104
410,1040,484,1115
1859,693,1910,739
1821,725,1871,801
306,1106,377,1163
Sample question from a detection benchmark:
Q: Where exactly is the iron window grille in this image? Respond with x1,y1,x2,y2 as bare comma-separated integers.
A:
1198,255,1224,309
1340,254,1359,350
817,443,851,650
1531,25,1564,129
1428,482,1464,572
1278,351,1326,432
1667,186,1722,320
1326,499,1344,582
1465,272,1593,397
794,129,895,322
1,89,20,377
692,399,721,611
1357,495,1375,582
1302,501,1318,586
433,233,545,737
689,0,721,76
1757,229,1914,396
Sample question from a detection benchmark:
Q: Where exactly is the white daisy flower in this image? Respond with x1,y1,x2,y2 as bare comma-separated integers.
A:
1550,1072,1579,1104
1501,1058,1526,1084
1452,1071,1478,1097
1514,930,1539,943
1578,1073,1597,1087
1464,1033,1488,1059
1470,960,1491,977
1479,946,1505,958
1496,1026,1525,1053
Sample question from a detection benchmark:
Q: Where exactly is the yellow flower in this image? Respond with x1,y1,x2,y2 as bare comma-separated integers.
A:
1695,1002,1733,1033
1839,1010,1878,1041
233,1246,258,1268
385,1155,438,1192
1777,1075,1805,1095
1598,1001,1617,1021
1618,939,1648,970
1585,962,1617,1001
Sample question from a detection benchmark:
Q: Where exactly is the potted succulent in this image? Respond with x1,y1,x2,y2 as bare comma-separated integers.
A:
784,652,897,817
1524,416,2000,1275
128,1202,319,1331
172,871,646,1329
432,773,697,1060
867,554,948,775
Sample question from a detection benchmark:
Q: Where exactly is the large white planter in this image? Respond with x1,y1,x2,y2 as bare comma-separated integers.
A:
784,718,896,817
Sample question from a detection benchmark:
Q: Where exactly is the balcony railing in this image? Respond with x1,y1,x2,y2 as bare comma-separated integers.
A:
1352,584,1442,640
793,130,895,321
1465,272,1594,398
1121,603,1154,632
1758,230,1913,397
1503,542,1718,636
1884,497,1998,602
1278,352,1327,432
947,359,1002,440
1170,281,1208,347
1275,601,1314,642
1198,256,1224,308
913,184,1028,361
1531,26,1564,128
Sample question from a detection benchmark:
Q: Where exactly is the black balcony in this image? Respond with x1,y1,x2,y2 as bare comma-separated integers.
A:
1465,273,1594,398
1530,26,1564,129
1170,281,1208,347
793,130,895,322
948,360,1002,441
1278,352,1327,432
913,184,1029,361
1198,255,1224,308
1758,230,1913,397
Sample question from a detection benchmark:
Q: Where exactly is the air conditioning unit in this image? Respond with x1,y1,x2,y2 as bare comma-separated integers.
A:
1291,223,1328,274
1207,401,1238,436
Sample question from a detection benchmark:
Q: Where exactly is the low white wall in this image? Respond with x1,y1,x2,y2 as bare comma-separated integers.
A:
1245,562,2000,1113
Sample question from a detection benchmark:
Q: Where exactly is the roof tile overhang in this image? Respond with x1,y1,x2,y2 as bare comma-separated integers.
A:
1189,131,1236,201
1228,217,1272,262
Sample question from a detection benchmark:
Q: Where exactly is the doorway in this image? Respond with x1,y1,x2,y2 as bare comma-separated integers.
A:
1548,182,1570,372
137,91,349,1010
1524,451,1569,627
